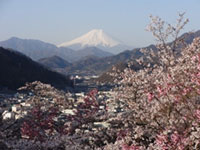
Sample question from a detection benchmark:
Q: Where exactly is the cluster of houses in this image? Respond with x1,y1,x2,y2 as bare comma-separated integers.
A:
1,89,124,126
1,92,31,120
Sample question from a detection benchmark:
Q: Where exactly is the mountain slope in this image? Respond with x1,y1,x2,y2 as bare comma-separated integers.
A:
0,47,72,90
38,55,71,69
180,30,200,43
0,37,62,60
74,47,113,58
65,48,145,75
64,55,101,75
58,29,131,54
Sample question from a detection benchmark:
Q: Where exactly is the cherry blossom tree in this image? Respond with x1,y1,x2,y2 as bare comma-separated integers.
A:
109,13,200,149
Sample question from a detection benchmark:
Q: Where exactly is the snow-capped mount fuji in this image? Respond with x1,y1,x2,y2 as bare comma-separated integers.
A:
58,29,131,54
58,29,119,48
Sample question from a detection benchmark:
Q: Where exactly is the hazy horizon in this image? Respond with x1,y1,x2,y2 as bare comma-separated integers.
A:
0,0,200,47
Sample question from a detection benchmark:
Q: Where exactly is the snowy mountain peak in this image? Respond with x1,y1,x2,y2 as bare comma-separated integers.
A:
58,29,121,49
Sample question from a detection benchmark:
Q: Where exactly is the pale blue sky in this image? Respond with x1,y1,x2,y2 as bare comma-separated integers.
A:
0,0,199,47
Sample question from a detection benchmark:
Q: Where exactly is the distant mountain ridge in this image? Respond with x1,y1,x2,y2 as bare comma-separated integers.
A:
0,37,73,61
0,37,113,62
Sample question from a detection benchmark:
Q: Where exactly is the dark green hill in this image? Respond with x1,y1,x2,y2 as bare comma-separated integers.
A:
0,47,73,90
